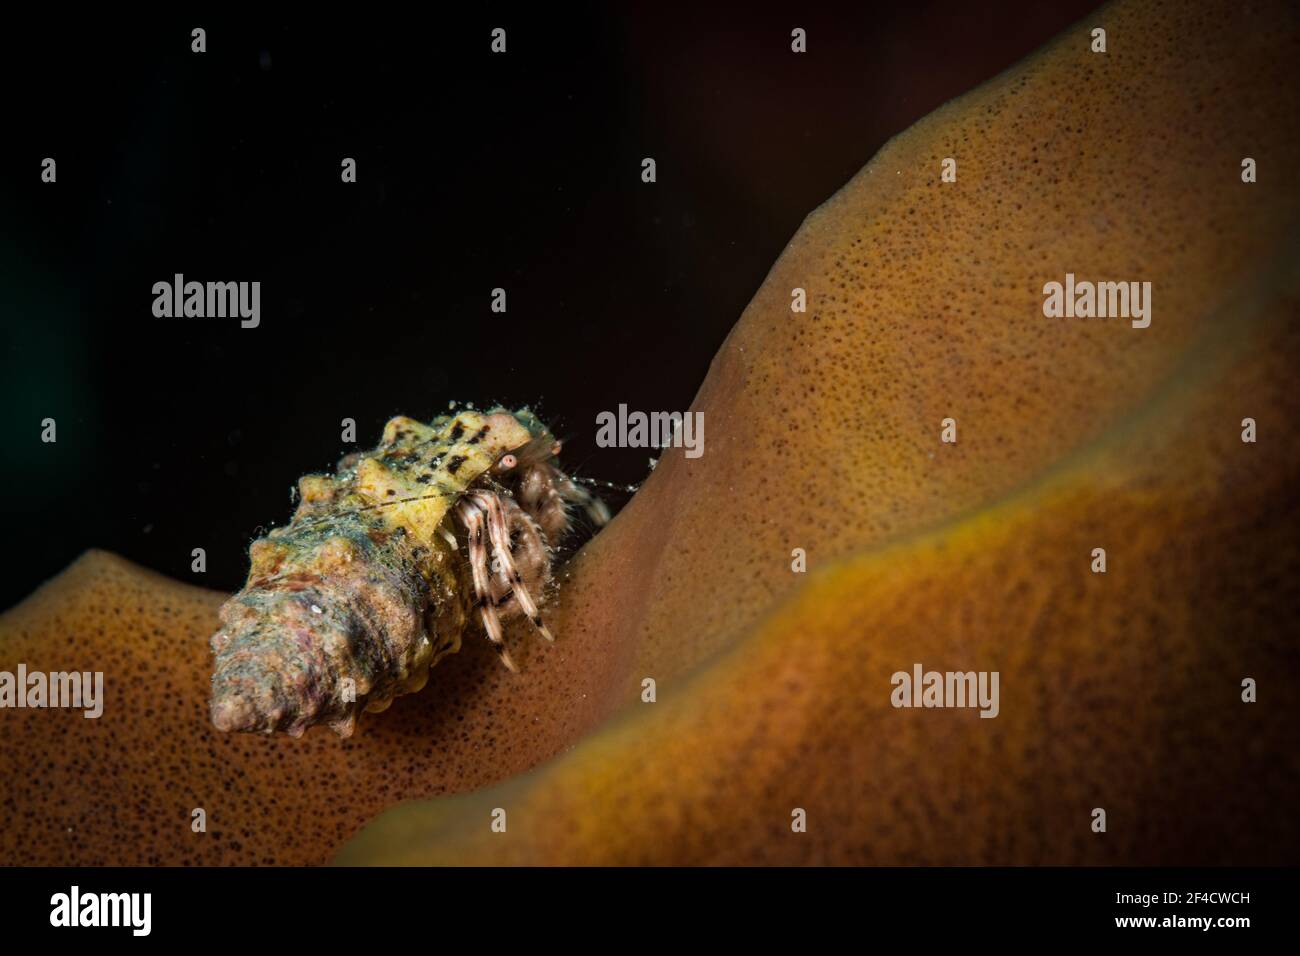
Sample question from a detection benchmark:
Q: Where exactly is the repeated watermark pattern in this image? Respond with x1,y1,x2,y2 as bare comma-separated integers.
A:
152,275,260,328
1042,273,1151,329
0,665,103,718
596,404,704,459
890,663,1000,718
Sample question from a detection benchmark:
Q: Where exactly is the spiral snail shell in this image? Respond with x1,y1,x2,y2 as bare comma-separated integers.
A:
208,407,607,738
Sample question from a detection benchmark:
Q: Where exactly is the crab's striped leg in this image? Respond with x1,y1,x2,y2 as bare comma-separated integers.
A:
515,464,569,539
456,498,517,672
470,490,555,643
557,470,612,526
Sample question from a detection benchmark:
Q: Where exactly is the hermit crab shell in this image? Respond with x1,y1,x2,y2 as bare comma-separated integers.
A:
209,408,538,738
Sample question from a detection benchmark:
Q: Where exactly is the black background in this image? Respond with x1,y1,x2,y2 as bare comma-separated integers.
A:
0,3,1096,607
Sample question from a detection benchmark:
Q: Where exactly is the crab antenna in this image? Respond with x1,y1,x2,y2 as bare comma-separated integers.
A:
570,474,640,494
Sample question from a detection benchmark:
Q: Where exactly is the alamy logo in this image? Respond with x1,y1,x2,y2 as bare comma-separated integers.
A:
1042,273,1151,328
50,886,151,936
595,404,704,459
0,664,103,718
890,663,1000,718
152,274,260,328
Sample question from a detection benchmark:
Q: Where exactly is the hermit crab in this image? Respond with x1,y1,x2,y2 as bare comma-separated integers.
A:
208,406,609,738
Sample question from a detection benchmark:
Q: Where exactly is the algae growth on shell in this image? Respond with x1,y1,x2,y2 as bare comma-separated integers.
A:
210,407,607,737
